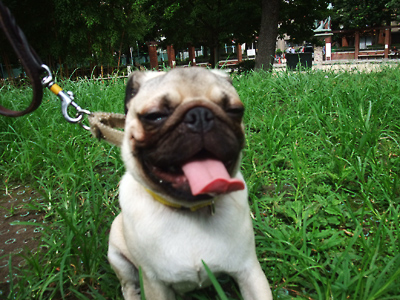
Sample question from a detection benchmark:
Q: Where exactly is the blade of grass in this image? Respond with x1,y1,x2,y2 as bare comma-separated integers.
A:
201,260,228,300
139,266,146,300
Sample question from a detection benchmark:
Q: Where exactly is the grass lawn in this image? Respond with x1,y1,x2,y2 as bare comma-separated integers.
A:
1,66,400,299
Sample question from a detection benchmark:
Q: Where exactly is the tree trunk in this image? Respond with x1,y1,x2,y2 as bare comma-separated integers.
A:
65,63,69,79
2,52,13,82
117,31,125,71
209,38,221,68
255,0,280,71
58,57,64,79
210,46,220,68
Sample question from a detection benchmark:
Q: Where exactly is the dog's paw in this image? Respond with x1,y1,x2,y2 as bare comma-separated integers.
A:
121,285,141,300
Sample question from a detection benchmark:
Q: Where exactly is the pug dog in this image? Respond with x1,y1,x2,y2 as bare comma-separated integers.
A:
108,67,273,300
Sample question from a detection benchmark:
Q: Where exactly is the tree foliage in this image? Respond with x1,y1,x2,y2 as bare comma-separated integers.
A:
151,0,260,45
53,0,149,66
1,0,150,76
279,0,331,43
331,0,395,29
387,0,400,11
142,0,260,66
5,0,397,75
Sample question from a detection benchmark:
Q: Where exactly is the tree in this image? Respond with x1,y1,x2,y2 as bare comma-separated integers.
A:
142,0,260,67
387,0,400,21
387,0,400,10
1,0,150,78
331,0,393,29
53,0,150,73
255,0,330,71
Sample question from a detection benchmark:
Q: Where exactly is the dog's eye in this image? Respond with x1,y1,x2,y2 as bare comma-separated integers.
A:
140,112,169,124
226,106,244,119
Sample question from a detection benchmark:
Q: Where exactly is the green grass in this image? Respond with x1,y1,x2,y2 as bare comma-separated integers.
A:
1,66,400,299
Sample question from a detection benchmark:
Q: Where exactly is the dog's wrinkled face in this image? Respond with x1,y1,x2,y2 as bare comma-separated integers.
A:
122,67,245,206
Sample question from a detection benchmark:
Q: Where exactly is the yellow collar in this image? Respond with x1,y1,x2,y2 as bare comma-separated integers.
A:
145,188,215,213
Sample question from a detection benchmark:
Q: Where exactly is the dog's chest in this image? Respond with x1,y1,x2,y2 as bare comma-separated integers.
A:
120,184,253,292
138,219,242,292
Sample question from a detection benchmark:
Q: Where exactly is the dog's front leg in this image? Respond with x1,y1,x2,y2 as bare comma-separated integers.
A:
108,214,142,300
234,263,273,300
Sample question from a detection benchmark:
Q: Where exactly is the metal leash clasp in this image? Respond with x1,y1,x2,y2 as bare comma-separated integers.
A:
41,64,91,130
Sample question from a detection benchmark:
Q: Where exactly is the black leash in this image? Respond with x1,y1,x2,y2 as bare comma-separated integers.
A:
0,0,44,117
0,1,91,129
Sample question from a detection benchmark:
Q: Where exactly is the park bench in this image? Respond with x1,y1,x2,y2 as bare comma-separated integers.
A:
358,51,385,59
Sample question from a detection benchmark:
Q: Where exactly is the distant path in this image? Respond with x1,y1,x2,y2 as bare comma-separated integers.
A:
273,59,400,72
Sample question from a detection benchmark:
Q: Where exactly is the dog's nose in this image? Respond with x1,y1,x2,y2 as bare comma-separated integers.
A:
184,107,214,133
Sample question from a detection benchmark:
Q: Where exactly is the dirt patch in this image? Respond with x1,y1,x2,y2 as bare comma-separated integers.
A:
0,184,46,295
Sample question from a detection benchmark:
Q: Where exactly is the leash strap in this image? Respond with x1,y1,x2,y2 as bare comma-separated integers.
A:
0,1,44,117
88,112,126,146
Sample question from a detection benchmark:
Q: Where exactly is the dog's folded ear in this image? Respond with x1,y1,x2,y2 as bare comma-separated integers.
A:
124,72,144,114
124,71,166,114
210,69,233,84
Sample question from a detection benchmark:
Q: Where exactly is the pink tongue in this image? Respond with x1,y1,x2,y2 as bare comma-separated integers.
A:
182,158,245,196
